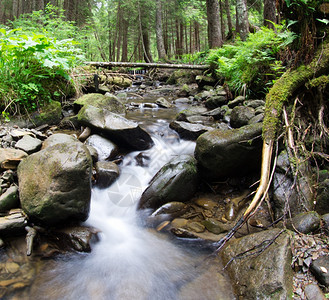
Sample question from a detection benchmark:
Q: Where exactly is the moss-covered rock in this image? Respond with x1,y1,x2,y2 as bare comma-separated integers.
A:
17,138,92,226
30,101,62,127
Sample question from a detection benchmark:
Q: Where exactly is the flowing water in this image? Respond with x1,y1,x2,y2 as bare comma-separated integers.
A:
5,94,235,299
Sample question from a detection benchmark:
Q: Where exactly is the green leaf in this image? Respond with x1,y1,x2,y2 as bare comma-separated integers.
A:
317,18,329,25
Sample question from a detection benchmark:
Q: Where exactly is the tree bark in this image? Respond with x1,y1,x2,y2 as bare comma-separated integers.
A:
156,0,168,61
236,0,249,41
264,0,277,29
206,0,223,48
225,0,233,38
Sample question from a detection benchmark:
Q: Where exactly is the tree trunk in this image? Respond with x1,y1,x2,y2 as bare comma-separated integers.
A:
220,0,226,41
138,1,153,63
264,0,277,29
225,0,233,38
206,0,223,48
155,0,167,61
236,0,249,41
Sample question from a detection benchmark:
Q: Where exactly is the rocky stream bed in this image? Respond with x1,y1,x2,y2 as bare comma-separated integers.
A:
0,70,328,299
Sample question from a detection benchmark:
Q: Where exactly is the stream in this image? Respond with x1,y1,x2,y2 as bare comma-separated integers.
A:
4,88,235,299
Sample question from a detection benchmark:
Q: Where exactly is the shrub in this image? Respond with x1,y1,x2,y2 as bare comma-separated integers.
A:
0,28,84,119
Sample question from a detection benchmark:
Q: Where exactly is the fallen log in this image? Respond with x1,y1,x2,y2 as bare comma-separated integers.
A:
85,61,210,70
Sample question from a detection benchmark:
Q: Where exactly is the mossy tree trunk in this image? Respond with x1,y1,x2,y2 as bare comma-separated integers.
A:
216,39,329,251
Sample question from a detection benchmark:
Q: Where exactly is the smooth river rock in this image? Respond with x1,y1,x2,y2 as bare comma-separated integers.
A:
138,155,198,210
77,105,154,150
17,139,92,225
169,121,213,140
195,123,263,180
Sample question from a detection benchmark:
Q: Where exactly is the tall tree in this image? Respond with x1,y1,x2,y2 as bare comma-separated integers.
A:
263,0,276,29
206,0,223,48
236,0,249,41
155,0,167,60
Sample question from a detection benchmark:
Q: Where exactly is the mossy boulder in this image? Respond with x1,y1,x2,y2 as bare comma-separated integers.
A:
195,123,263,180
77,105,153,150
17,139,92,226
138,155,198,210
30,101,62,127
74,93,126,115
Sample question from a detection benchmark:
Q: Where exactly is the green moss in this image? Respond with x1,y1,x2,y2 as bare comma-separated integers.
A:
263,39,329,142
307,75,329,90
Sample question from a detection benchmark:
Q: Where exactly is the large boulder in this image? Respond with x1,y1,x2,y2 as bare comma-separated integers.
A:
17,139,93,225
138,155,198,210
169,121,213,140
230,106,256,128
74,93,126,115
195,123,263,180
221,228,293,299
85,134,119,161
77,105,154,150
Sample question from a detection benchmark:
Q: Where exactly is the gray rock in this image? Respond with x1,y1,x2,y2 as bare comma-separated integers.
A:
85,145,98,162
316,179,329,215
288,211,321,234
42,133,77,149
151,202,188,218
220,228,293,299
310,256,329,287
0,185,19,212
228,95,245,108
176,106,208,121
169,121,213,140
85,134,119,161
248,113,264,125
322,213,329,231
273,151,313,218
244,99,265,108
230,106,256,128
0,148,28,170
174,97,193,104
201,107,226,120
15,135,42,154
185,115,214,124
0,209,28,235
155,97,173,108
205,95,227,109
304,283,326,300
195,123,263,180
202,218,227,234
138,155,198,210
95,161,120,188
17,140,92,225
77,105,154,150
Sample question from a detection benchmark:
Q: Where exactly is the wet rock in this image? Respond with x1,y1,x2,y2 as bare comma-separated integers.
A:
272,150,313,218
0,148,28,170
169,121,213,140
85,145,98,162
138,155,198,210
248,113,264,125
41,133,77,149
202,218,227,234
196,75,216,88
220,228,293,299
85,134,119,161
78,127,91,142
15,135,42,154
228,95,245,108
205,95,227,109
230,106,256,128
0,209,28,235
171,218,189,228
0,185,19,212
244,99,265,108
176,106,208,121
74,93,126,115
195,198,217,210
288,211,321,234
322,213,329,231
304,283,326,300
77,105,154,150
201,107,226,120
186,221,205,233
155,97,173,108
185,115,214,124
174,97,193,104
95,161,120,188
195,123,263,180
310,256,329,287
142,103,158,109
151,202,188,218
315,179,329,215
18,139,92,225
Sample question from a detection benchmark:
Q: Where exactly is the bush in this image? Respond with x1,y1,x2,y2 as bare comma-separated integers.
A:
0,28,84,119
206,26,296,97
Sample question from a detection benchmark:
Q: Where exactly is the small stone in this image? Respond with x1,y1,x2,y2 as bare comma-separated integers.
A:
202,218,227,234
0,148,28,170
5,262,20,273
171,218,189,228
0,185,19,212
289,211,321,234
186,221,205,233
310,256,329,287
95,161,120,188
195,198,217,210
304,283,326,300
15,135,42,154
